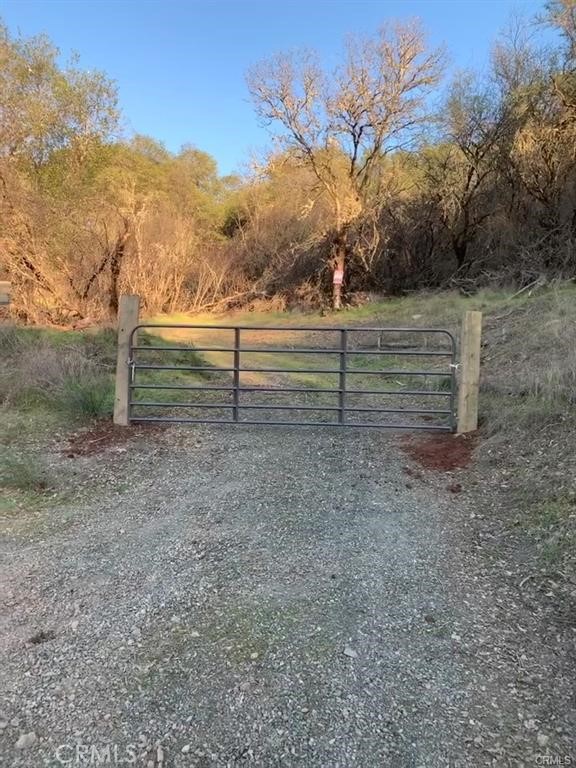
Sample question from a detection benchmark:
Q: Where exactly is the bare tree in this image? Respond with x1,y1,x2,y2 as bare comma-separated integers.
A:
420,75,519,273
247,21,444,309
544,0,576,62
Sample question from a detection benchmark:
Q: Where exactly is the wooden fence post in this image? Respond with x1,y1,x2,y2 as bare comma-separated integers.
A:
457,310,482,434
0,281,11,306
113,295,140,426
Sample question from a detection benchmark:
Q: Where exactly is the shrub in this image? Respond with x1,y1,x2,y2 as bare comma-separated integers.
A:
51,375,115,419
0,325,115,419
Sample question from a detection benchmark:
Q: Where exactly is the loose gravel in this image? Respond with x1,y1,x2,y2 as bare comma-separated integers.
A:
0,425,574,767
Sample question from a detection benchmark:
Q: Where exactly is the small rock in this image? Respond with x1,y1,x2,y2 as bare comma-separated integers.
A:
249,652,259,660
190,630,200,638
181,744,191,754
28,629,55,645
537,733,549,747
15,732,37,750
343,646,358,659
71,620,79,632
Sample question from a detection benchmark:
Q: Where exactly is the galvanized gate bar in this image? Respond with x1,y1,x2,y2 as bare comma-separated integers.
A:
127,323,458,432
129,323,454,334
132,364,451,376
132,402,453,415
126,416,453,430
240,386,452,396
339,330,347,425
129,383,452,397
131,345,451,356
232,327,240,423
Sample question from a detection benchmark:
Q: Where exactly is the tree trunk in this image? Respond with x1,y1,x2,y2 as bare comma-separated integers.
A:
332,232,346,311
452,235,469,270
108,226,129,317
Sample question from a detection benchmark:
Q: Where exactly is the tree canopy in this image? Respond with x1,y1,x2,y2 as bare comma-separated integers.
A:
1,3,576,322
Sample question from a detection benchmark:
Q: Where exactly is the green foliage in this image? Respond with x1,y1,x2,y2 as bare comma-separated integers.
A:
0,451,52,492
522,496,576,567
3,8,576,321
0,324,115,420
0,323,213,422
51,375,114,419
0,22,118,165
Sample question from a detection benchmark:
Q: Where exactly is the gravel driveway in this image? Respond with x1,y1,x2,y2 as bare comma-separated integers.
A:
0,426,573,767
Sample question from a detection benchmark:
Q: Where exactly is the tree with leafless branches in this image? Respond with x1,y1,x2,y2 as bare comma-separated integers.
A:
247,21,444,308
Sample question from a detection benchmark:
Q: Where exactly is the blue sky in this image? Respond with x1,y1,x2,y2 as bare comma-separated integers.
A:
1,0,546,175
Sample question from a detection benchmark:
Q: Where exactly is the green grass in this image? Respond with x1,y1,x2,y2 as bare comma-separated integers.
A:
2,283,575,553
519,496,576,568
0,451,52,493
481,391,574,435
1,325,116,414
147,281,576,432
145,301,462,400
129,329,218,415
3,279,575,427
0,324,214,422
53,376,115,418
477,284,576,434
172,283,574,329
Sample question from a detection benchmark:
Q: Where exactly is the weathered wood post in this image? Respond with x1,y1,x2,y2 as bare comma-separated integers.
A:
113,295,140,426
457,310,482,433
0,281,11,307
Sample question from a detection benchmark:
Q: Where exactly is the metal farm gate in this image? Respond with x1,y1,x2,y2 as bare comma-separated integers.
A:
127,324,458,432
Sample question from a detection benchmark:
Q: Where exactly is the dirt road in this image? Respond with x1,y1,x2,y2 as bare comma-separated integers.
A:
0,425,573,766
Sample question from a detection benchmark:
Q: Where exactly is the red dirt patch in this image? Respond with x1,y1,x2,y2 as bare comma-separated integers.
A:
63,421,165,457
400,433,478,472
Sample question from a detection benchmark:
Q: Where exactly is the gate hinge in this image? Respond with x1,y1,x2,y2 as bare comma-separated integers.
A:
450,363,460,372
128,358,135,383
